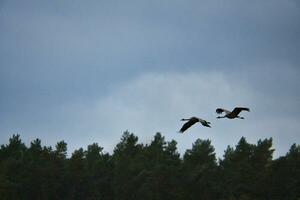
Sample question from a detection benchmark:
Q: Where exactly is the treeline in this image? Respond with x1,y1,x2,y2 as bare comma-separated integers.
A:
0,132,299,200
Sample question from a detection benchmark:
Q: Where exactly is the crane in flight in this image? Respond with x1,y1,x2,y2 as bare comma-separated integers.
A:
179,117,211,133
216,107,250,119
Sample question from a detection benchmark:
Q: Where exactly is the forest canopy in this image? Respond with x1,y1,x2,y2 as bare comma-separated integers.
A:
0,132,299,200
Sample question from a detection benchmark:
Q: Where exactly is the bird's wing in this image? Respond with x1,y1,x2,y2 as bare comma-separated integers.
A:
231,107,250,116
179,118,199,133
216,108,231,115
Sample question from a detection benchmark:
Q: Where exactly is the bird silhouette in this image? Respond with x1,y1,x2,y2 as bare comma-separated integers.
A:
216,107,250,119
179,117,211,133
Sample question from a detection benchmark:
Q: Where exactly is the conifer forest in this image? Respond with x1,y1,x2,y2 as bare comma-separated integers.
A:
0,132,299,200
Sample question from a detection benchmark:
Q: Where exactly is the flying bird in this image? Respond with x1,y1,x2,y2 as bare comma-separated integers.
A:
179,117,211,133
216,107,250,119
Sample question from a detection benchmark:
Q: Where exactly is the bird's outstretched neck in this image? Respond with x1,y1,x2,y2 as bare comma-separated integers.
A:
217,116,225,119
181,118,190,121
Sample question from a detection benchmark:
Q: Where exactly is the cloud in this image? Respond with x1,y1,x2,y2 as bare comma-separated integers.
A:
77,70,297,157
45,70,285,157
1,68,299,158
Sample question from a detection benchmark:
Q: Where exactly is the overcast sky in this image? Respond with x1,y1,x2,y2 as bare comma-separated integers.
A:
1,0,300,158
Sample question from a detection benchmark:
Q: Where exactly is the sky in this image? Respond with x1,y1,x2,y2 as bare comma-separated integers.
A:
1,0,300,158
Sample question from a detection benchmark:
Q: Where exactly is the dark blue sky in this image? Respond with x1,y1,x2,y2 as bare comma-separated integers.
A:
1,0,300,157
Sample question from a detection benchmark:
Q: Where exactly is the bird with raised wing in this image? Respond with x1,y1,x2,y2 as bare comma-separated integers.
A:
179,117,211,133
216,107,250,119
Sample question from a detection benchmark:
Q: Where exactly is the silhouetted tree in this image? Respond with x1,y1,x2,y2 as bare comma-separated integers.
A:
0,133,299,200
0,134,26,199
183,139,219,200
68,148,86,199
112,131,143,200
219,137,275,199
133,133,184,200
268,143,300,199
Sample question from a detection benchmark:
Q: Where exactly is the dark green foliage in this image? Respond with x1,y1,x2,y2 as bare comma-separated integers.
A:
183,139,219,200
219,137,275,199
131,133,183,200
267,144,300,200
0,133,299,199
